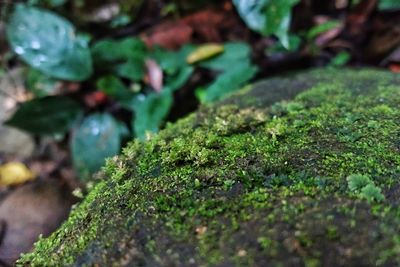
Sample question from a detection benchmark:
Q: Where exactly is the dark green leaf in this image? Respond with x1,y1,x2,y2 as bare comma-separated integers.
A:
165,65,194,92
91,37,146,63
6,4,92,81
26,68,58,97
202,63,258,103
132,91,173,139
266,34,301,53
6,96,82,135
200,42,251,71
114,58,145,81
329,51,351,67
70,113,121,180
307,21,341,41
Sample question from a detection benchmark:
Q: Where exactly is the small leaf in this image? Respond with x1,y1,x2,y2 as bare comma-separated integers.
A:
329,52,351,67
6,4,92,81
132,91,173,139
186,44,224,64
149,44,195,74
200,42,251,71
307,20,341,41
6,96,82,135
202,63,258,103
0,162,36,186
114,59,145,81
165,65,194,92
70,113,122,180
91,37,146,63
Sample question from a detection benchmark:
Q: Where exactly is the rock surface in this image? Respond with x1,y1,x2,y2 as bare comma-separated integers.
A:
19,69,400,266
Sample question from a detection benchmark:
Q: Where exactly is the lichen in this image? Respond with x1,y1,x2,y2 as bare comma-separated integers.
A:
18,69,400,266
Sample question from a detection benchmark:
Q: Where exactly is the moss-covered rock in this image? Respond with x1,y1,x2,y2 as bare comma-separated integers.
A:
19,69,400,266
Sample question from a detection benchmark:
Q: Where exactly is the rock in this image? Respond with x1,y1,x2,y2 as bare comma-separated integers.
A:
0,181,73,265
18,69,400,266
0,68,35,158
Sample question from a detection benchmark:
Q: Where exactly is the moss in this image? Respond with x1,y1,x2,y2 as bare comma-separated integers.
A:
18,69,400,266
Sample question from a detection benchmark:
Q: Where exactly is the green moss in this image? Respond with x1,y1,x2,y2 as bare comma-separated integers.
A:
18,69,400,266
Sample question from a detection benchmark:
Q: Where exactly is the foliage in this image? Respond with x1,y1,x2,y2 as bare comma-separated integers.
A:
26,69,58,97
4,4,258,180
3,0,357,181
346,174,385,203
6,4,92,81
197,42,258,103
233,0,300,48
346,174,371,192
70,113,123,181
378,0,400,10
5,96,82,136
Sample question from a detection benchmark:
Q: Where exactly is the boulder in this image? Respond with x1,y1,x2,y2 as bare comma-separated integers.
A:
19,69,400,266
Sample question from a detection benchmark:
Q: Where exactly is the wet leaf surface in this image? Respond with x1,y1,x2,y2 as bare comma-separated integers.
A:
70,113,122,180
6,4,92,81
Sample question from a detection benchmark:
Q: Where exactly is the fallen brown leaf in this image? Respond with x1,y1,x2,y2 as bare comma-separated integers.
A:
0,181,73,265
141,8,241,49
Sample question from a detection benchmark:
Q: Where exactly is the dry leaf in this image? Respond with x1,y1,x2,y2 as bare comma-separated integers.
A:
187,43,224,64
0,162,36,186
144,59,163,92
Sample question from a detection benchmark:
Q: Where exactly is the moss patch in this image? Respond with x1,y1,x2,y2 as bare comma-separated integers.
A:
18,69,400,266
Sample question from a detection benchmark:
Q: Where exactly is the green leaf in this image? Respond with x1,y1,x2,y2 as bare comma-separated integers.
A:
6,4,92,81
360,184,385,203
232,0,269,33
165,65,194,92
266,34,301,53
200,42,251,71
5,96,82,135
149,44,196,75
96,75,135,109
264,0,300,48
307,21,341,41
347,174,372,192
132,91,173,140
329,51,351,67
233,0,299,48
91,37,146,63
202,63,258,103
26,68,58,97
114,58,145,81
71,113,122,180
379,0,400,10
